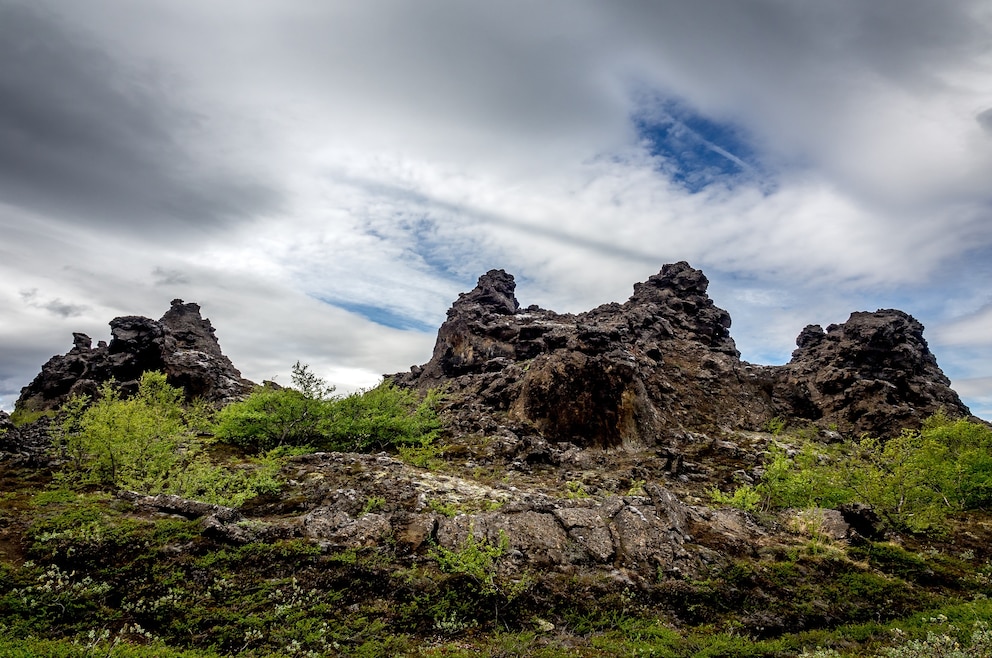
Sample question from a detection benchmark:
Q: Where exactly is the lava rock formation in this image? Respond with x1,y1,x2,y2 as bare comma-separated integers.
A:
15,300,253,412
394,262,970,441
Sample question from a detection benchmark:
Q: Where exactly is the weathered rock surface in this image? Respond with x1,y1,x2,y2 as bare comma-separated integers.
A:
770,310,970,436
394,262,970,442
199,452,718,580
0,414,56,467
15,299,253,412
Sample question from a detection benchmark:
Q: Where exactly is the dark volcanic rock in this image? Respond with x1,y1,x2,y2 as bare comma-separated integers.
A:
771,309,970,436
0,410,13,435
16,300,253,412
0,414,55,467
395,262,776,448
394,262,971,443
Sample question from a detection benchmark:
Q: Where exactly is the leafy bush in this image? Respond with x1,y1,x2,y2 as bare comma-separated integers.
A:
321,384,443,452
761,443,851,510
214,362,332,450
55,372,285,506
214,362,443,454
430,529,509,596
57,372,187,488
740,414,992,533
835,414,992,531
710,483,761,511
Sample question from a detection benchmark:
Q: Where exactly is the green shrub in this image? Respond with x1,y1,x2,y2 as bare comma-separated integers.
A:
710,483,761,511
753,414,992,533
839,414,992,532
215,363,444,455
320,383,443,452
54,373,284,507
430,526,510,598
57,373,185,488
761,443,851,510
766,416,787,435
214,362,331,450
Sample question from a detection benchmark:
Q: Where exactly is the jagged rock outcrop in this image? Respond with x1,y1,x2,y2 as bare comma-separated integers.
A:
396,262,774,448
770,310,970,436
15,300,253,412
775,309,970,437
395,262,971,442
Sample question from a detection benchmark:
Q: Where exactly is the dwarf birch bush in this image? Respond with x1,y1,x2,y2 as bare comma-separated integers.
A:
215,362,444,454
752,413,992,533
56,372,284,506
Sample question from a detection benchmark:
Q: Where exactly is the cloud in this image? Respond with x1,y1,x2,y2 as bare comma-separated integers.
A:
934,305,992,347
19,289,89,318
950,376,992,421
152,267,191,286
0,2,281,237
978,108,992,136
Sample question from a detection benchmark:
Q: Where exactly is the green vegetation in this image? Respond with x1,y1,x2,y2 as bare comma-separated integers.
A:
53,372,284,507
710,482,762,511
6,378,992,655
565,480,590,499
8,407,53,426
428,526,531,629
213,362,332,449
1,488,992,657
430,527,510,597
215,362,443,453
714,413,992,533
362,495,386,514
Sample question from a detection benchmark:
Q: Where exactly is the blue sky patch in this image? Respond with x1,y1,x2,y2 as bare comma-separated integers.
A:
635,99,768,193
398,215,468,281
321,298,435,333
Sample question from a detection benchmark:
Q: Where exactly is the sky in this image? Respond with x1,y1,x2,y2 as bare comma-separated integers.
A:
1,0,991,421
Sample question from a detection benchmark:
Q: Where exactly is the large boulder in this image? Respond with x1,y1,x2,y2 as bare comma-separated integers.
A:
15,300,253,412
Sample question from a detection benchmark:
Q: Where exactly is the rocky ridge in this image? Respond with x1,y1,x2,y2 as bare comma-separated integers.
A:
394,261,971,442
14,299,253,413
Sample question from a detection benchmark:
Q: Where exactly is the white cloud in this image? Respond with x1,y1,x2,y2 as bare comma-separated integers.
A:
935,306,992,347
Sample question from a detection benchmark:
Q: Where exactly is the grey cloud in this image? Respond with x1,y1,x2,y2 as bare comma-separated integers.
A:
153,267,191,286
978,109,992,136
41,299,89,318
0,343,59,409
20,288,88,317
0,2,280,236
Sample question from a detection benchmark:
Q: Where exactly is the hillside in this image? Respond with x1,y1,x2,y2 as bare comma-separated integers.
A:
1,263,991,657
